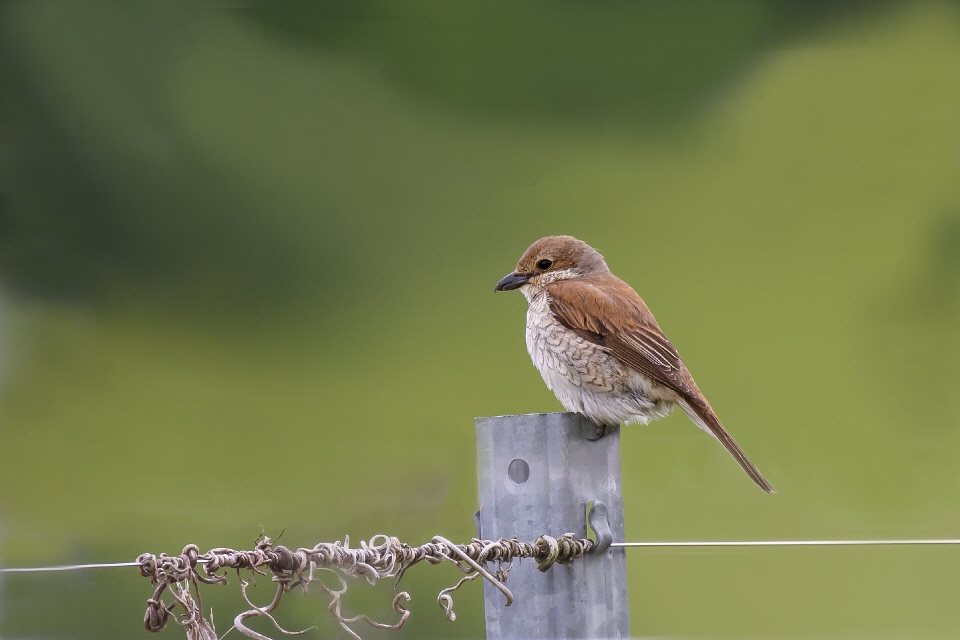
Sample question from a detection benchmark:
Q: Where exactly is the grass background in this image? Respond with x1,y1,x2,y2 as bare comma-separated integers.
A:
1,1,960,637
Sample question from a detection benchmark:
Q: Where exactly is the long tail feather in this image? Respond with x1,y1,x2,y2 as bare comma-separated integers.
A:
678,398,775,493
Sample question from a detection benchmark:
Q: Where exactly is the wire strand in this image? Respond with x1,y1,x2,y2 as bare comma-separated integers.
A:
2,538,959,574
0,560,144,573
612,539,960,548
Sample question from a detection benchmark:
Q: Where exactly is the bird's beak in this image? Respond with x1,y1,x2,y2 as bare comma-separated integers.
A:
494,272,530,292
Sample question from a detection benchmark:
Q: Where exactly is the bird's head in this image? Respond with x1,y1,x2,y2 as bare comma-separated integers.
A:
495,235,610,293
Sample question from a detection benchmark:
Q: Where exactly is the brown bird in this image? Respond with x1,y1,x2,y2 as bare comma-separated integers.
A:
495,235,774,493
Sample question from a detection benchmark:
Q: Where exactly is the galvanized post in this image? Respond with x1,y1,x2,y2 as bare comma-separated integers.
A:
475,412,629,640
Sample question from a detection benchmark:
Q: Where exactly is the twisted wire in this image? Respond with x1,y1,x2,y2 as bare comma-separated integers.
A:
12,534,953,638
136,532,593,640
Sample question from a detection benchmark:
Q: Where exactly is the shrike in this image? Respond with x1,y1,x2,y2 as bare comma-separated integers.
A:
495,235,773,493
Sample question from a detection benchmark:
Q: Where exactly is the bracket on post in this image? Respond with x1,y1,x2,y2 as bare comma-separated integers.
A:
587,501,613,553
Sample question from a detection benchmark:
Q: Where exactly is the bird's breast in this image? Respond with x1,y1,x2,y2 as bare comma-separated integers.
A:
521,289,677,426
524,291,623,394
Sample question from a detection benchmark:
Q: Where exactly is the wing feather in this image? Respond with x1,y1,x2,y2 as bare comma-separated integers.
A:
546,276,775,493
546,277,695,398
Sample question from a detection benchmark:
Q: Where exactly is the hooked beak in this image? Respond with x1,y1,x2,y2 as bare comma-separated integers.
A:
494,272,530,292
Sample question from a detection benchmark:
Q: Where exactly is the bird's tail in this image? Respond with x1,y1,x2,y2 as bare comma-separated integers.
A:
678,398,775,493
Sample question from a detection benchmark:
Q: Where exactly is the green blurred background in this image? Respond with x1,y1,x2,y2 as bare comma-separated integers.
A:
1,1,959,637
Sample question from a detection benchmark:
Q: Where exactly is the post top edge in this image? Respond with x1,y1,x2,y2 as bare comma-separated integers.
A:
475,411,580,421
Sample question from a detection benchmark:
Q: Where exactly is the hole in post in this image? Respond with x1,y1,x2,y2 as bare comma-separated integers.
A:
507,458,530,484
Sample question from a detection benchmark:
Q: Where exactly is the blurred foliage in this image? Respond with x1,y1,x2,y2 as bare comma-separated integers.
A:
0,0,880,304
247,0,873,124
1,0,960,638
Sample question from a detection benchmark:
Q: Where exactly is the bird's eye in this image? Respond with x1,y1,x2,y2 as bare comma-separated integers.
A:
537,259,552,270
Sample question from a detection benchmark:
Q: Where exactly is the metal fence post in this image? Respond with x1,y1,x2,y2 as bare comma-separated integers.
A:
475,412,629,640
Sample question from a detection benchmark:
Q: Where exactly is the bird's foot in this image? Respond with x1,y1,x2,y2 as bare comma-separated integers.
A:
582,418,608,441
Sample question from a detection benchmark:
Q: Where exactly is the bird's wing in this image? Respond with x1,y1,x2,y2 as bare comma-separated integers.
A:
546,276,775,493
545,276,695,398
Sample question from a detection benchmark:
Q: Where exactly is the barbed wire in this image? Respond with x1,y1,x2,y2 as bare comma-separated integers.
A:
3,537,959,575
4,535,959,639
135,532,593,640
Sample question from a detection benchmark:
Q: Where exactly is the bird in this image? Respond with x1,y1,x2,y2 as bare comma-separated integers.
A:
494,235,774,493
